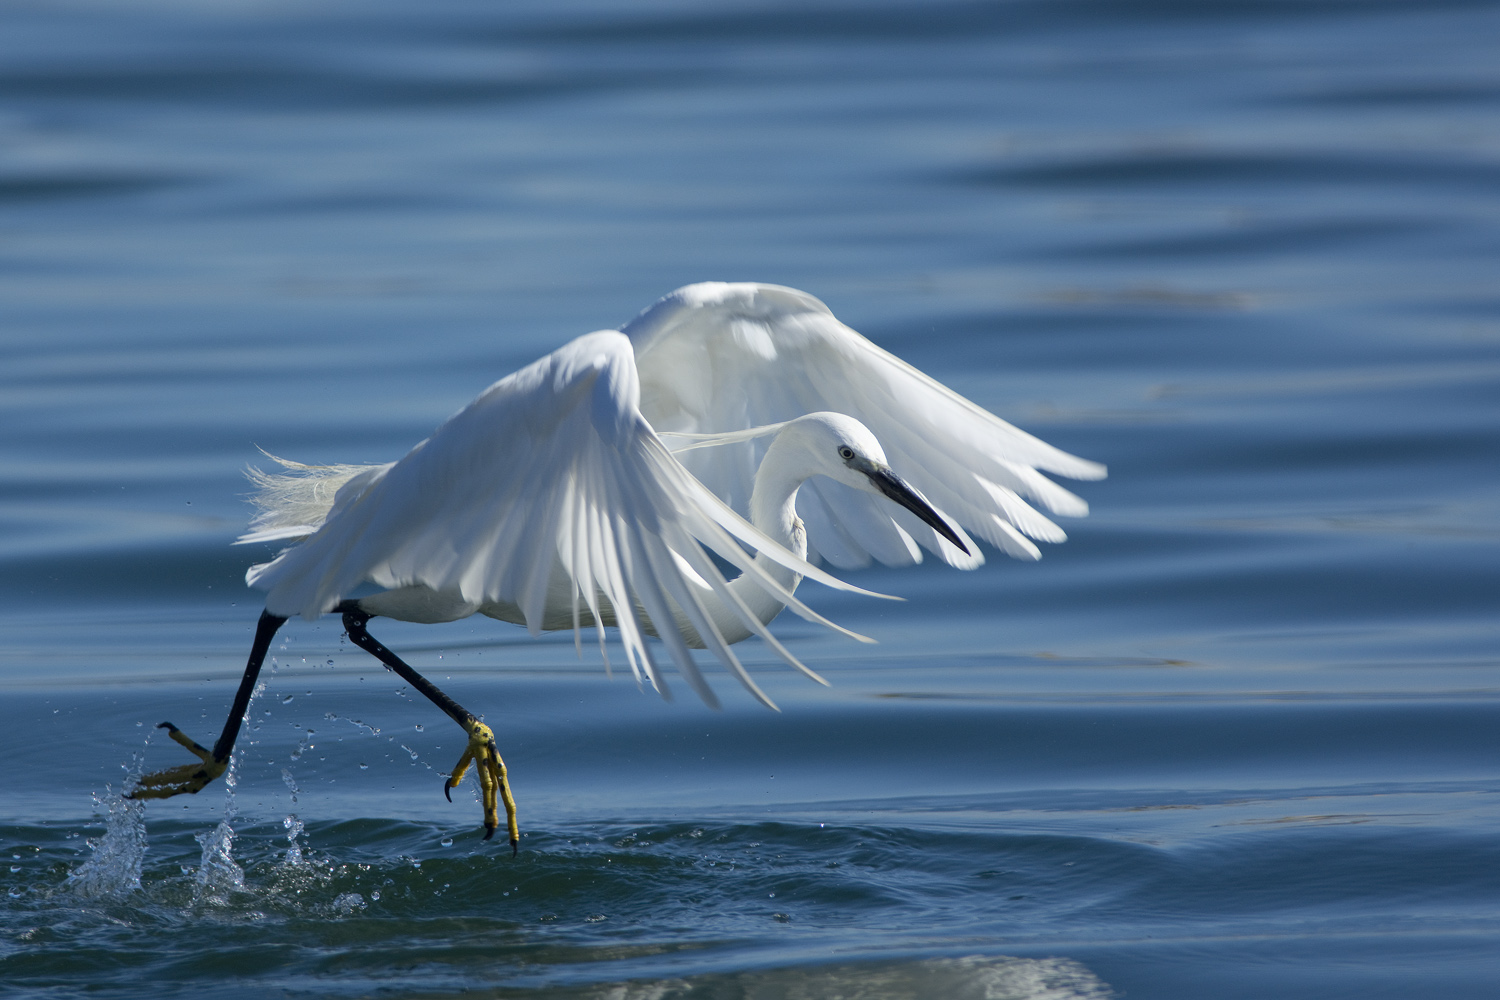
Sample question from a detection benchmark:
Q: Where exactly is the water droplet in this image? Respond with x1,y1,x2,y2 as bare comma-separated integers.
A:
326,659,334,667
9,865,19,873
282,695,294,704
359,763,368,770
332,892,366,913
414,723,424,732
441,837,453,847
370,890,380,901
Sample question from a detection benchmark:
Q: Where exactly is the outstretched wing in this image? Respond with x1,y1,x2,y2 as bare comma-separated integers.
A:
624,283,1106,569
245,330,878,708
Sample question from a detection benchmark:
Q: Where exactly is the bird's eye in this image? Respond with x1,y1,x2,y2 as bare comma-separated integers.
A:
838,446,855,460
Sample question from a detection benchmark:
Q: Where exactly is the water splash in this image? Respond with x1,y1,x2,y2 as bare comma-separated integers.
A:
192,756,245,906
280,767,305,866
289,727,315,762
188,675,275,905
330,891,366,914
67,773,147,900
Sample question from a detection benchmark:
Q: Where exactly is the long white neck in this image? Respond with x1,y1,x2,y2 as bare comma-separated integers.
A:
700,433,809,645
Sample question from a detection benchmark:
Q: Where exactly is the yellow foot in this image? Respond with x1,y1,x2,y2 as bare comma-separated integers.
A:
128,723,227,799
444,720,519,854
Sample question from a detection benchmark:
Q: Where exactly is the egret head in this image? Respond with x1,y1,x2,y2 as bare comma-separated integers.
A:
780,412,970,555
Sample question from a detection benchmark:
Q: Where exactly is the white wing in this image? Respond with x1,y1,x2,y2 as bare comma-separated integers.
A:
624,283,1106,568
245,330,879,708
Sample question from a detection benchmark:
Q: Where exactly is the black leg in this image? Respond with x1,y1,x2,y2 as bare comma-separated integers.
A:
338,602,474,728
338,602,519,853
131,609,288,799
215,609,288,760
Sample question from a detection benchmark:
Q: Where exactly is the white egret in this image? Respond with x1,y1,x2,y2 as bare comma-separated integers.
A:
131,282,1104,850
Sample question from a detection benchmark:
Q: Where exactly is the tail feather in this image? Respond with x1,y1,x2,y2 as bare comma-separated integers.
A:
238,451,381,545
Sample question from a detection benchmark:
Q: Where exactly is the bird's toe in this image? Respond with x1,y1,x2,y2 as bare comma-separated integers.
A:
446,720,519,849
128,724,226,799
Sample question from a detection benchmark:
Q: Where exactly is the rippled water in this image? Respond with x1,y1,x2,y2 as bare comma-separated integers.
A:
3,1,1499,997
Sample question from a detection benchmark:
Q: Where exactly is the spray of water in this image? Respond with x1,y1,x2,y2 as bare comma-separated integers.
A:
192,755,246,906
190,680,270,906
281,767,305,866
67,766,148,900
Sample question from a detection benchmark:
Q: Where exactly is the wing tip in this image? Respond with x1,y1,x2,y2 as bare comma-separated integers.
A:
1058,458,1108,482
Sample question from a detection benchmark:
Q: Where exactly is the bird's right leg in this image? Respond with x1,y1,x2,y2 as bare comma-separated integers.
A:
131,609,288,800
337,603,519,853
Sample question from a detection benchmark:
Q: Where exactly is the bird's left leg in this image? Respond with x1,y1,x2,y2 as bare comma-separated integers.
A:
337,603,519,853
131,609,288,800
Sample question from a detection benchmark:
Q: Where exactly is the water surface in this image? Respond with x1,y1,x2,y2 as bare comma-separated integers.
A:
2,1,1499,997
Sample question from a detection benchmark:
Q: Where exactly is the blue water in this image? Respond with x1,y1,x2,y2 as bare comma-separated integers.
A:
3,1,1499,997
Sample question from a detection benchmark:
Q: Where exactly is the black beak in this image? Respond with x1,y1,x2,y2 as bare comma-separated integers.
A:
867,468,970,555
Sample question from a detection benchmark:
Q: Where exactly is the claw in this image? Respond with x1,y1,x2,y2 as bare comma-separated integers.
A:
445,720,519,853
128,722,227,800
